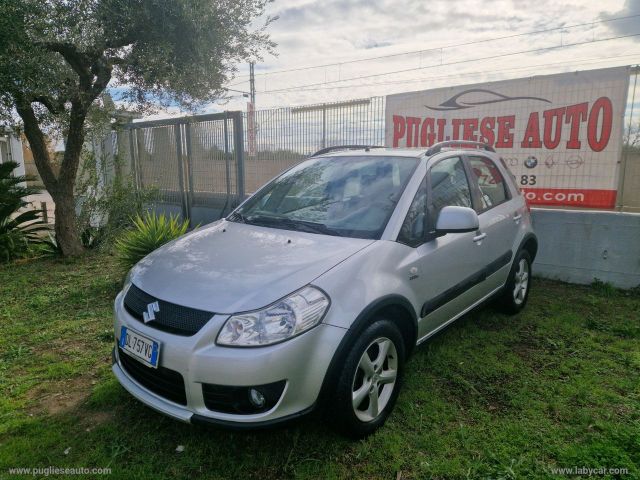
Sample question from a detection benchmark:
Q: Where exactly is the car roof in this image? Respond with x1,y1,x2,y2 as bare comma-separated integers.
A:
315,147,426,159
315,146,499,161
311,140,495,158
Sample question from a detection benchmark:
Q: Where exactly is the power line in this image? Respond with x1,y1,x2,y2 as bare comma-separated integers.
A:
256,54,640,94
228,13,640,81
224,88,250,96
257,33,640,94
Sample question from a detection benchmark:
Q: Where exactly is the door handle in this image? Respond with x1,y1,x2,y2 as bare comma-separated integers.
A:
513,214,522,222
473,233,487,243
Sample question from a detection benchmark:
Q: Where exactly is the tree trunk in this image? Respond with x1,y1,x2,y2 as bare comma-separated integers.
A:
13,45,112,257
52,100,88,256
50,185,84,256
16,99,86,256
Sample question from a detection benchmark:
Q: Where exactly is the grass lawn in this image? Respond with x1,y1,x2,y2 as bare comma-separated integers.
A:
0,253,638,479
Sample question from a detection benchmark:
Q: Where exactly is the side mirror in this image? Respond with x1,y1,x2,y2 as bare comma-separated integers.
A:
436,206,479,234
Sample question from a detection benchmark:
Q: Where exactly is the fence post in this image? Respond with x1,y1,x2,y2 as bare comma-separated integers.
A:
232,111,245,204
322,105,327,149
222,113,232,216
184,122,194,226
174,124,189,222
128,129,140,189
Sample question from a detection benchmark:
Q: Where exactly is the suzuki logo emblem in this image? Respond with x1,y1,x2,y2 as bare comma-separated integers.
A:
143,301,160,323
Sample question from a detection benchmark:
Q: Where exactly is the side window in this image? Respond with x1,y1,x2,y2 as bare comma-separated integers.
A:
398,177,427,247
468,156,509,212
429,156,473,221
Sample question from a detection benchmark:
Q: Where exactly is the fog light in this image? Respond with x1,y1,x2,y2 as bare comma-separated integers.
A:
249,388,266,408
202,380,286,414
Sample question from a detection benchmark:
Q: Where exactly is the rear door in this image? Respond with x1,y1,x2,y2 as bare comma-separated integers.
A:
464,154,520,291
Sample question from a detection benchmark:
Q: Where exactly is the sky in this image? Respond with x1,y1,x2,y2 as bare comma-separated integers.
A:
136,0,640,119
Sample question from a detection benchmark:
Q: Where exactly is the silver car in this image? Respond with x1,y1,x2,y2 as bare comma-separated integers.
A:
112,142,537,437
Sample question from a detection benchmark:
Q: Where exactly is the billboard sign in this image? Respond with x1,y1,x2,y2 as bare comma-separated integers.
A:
385,67,630,208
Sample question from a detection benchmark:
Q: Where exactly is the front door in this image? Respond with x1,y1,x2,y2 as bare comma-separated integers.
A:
397,155,491,341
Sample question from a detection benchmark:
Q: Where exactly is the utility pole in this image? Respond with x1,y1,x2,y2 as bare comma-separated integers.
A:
249,62,256,108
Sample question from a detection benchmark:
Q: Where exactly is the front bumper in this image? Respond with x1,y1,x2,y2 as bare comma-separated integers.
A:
112,289,346,427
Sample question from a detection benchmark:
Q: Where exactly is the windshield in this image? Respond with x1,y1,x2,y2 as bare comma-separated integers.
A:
228,155,419,239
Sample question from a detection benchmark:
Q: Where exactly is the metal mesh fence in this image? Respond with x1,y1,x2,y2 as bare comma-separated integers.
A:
115,98,385,222
89,131,120,191
111,76,640,221
133,125,182,204
117,112,245,223
243,97,385,193
621,67,640,211
188,118,239,201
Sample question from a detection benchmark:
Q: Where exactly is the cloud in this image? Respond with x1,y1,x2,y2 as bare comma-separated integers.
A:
601,0,640,38
134,0,639,118
360,39,393,49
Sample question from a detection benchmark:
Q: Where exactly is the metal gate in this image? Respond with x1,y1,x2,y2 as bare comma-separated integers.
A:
120,111,245,226
116,97,386,224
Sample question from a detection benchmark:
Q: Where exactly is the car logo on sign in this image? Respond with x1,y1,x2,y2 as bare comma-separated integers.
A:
425,88,551,111
143,301,160,323
524,156,538,169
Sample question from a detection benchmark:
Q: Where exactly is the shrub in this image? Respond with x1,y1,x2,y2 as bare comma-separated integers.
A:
0,161,49,262
75,151,158,251
115,212,189,269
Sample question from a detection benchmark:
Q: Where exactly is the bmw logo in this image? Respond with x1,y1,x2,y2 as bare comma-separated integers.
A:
524,156,538,169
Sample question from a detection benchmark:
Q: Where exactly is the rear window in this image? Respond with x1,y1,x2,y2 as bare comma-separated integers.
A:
468,156,509,212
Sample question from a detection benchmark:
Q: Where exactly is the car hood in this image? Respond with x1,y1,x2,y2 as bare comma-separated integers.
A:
129,219,373,314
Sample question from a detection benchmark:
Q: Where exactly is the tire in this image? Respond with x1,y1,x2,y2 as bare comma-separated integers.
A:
497,249,532,314
329,319,405,438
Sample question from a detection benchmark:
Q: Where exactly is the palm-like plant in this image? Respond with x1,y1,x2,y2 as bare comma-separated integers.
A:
0,161,49,261
115,212,190,269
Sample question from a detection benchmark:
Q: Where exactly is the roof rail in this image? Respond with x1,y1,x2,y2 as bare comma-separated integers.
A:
425,141,495,156
311,145,385,157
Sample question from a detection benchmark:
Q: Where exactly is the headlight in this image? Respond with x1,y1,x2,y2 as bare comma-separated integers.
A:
216,286,330,347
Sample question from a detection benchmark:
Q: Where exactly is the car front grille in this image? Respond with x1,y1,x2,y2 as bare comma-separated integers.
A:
123,284,214,336
118,348,187,406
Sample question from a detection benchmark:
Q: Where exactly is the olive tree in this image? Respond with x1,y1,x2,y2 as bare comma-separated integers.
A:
0,0,273,255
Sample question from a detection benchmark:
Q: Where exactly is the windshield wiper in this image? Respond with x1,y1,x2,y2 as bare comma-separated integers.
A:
245,214,343,236
227,211,246,223
290,219,343,236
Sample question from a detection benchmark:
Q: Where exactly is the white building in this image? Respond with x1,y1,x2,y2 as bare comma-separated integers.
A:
0,133,26,179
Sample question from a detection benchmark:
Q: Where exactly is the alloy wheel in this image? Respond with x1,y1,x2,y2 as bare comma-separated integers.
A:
513,258,529,305
351,337,398,422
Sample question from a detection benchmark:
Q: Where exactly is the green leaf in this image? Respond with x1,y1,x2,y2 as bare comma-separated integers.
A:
115,212,190,270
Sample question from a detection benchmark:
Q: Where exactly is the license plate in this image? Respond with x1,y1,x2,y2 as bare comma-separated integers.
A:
119,326,160,368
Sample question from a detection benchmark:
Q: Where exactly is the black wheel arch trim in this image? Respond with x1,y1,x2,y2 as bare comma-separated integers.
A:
517,232,538,261
318,294,418,404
